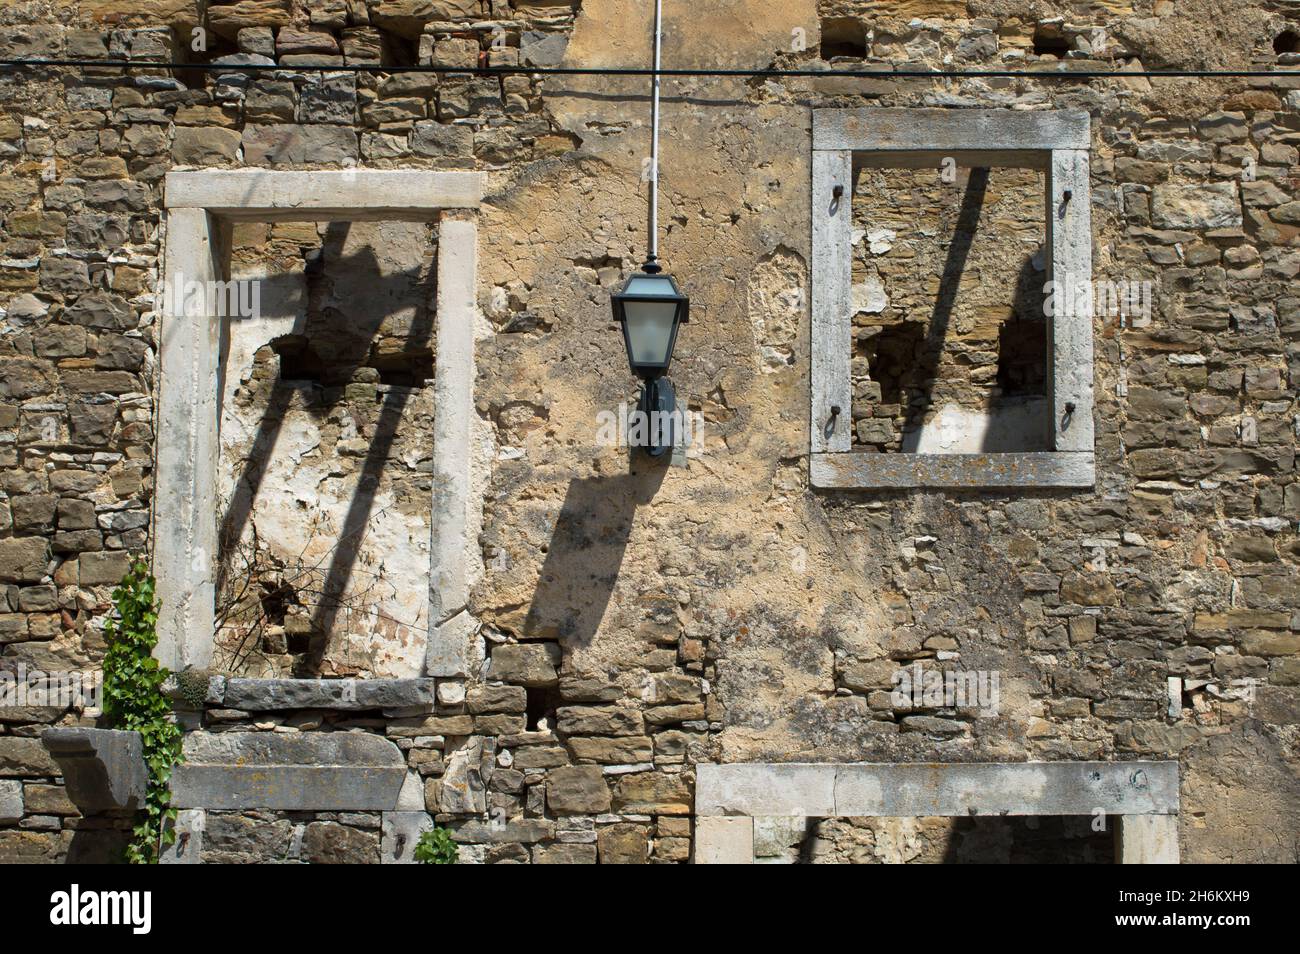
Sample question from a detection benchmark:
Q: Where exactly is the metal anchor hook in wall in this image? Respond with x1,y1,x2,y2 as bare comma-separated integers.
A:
824,404,841,441
1058,188,1073,216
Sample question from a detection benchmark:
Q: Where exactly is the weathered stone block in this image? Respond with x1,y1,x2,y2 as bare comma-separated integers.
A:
1151,182,1242,230
77,551,130,586
0,779,22,823
466,684,526,714
410,121,474,159
172,732,407,810
613,771,692,815
473,713,526,735
64,292,134,330
0,359,56,400
558,675,621,702
597,823,648,864
439,736,494,814
39,258,90,295
10,495,55,533
534,842,597,864
159,808,204,864
301,821,380,864
510,745,569,770
207,0,293,38
644,703,706,725
567,735,653,764
241,124,359,165
555,705,643,736
0,737,59,777
172,126,241,164
1241,631,1300,657
521,30,568,67
546,765,611,815
651,673,702,704
298,74,357,125
0,537,49,583
0,830,71,862
42,727,145,814
1059,571,1119,606
449,817,553,844
22,783,76,816
367,0,476,38
387,714,473,737
487,643,560,687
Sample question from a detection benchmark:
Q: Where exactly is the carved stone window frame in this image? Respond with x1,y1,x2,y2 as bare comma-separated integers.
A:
154,170,485,681
693,762,1180,864
809,108,1095,489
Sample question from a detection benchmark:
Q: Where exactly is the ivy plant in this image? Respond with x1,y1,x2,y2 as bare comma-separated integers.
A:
101,559,184,864
413,826,459,864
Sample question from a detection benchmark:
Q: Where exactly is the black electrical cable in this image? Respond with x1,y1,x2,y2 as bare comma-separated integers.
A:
0,58,1296,79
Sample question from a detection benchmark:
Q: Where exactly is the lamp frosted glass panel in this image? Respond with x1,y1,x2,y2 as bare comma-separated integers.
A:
624,276,678,297
623,299,678,365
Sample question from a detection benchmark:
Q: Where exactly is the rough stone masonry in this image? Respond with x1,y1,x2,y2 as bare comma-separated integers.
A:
0,0,1298,863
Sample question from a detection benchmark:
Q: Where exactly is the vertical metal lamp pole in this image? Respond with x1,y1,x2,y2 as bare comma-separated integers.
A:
635,0,674,457
646,0,663,273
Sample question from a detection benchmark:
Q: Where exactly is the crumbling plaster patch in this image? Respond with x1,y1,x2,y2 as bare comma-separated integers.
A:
216,220,437,677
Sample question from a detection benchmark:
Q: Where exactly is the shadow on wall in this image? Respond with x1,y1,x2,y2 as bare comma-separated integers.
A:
895,165,988,450
785,816,1114,863
865,166,1048,454
216,221,436,675
521,462,669,651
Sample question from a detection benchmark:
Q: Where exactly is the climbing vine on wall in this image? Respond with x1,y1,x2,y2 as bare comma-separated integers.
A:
101,559,184,864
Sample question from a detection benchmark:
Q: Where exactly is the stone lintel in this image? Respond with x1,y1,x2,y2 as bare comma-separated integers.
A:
221,678,437,711
172,731,407,810
813,108,1091,152
696,762,1179,817
165,169,484,218
810,452,1096,489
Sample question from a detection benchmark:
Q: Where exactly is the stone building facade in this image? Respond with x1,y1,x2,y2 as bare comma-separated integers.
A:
0,0,1298,863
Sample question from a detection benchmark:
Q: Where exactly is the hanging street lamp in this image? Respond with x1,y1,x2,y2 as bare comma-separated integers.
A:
610,0,689,458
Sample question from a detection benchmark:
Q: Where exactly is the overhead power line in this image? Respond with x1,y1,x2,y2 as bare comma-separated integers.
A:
1,58,1296,79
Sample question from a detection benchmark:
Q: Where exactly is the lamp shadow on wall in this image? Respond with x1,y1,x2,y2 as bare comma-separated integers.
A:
520,463,669,651
216,221,436,675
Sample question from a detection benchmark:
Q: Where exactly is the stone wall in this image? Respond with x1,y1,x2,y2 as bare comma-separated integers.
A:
1,0,1298,863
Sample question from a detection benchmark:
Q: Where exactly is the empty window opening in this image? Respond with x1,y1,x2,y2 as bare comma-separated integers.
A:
176,32,240,90
1032,25,1071,58
768,816,1115,864
996,317,1049,396
215,219,438,678
525,685,563,732
380,28,419,68
1275,29,1300,55
851,164,1050,455
821,17,868,59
